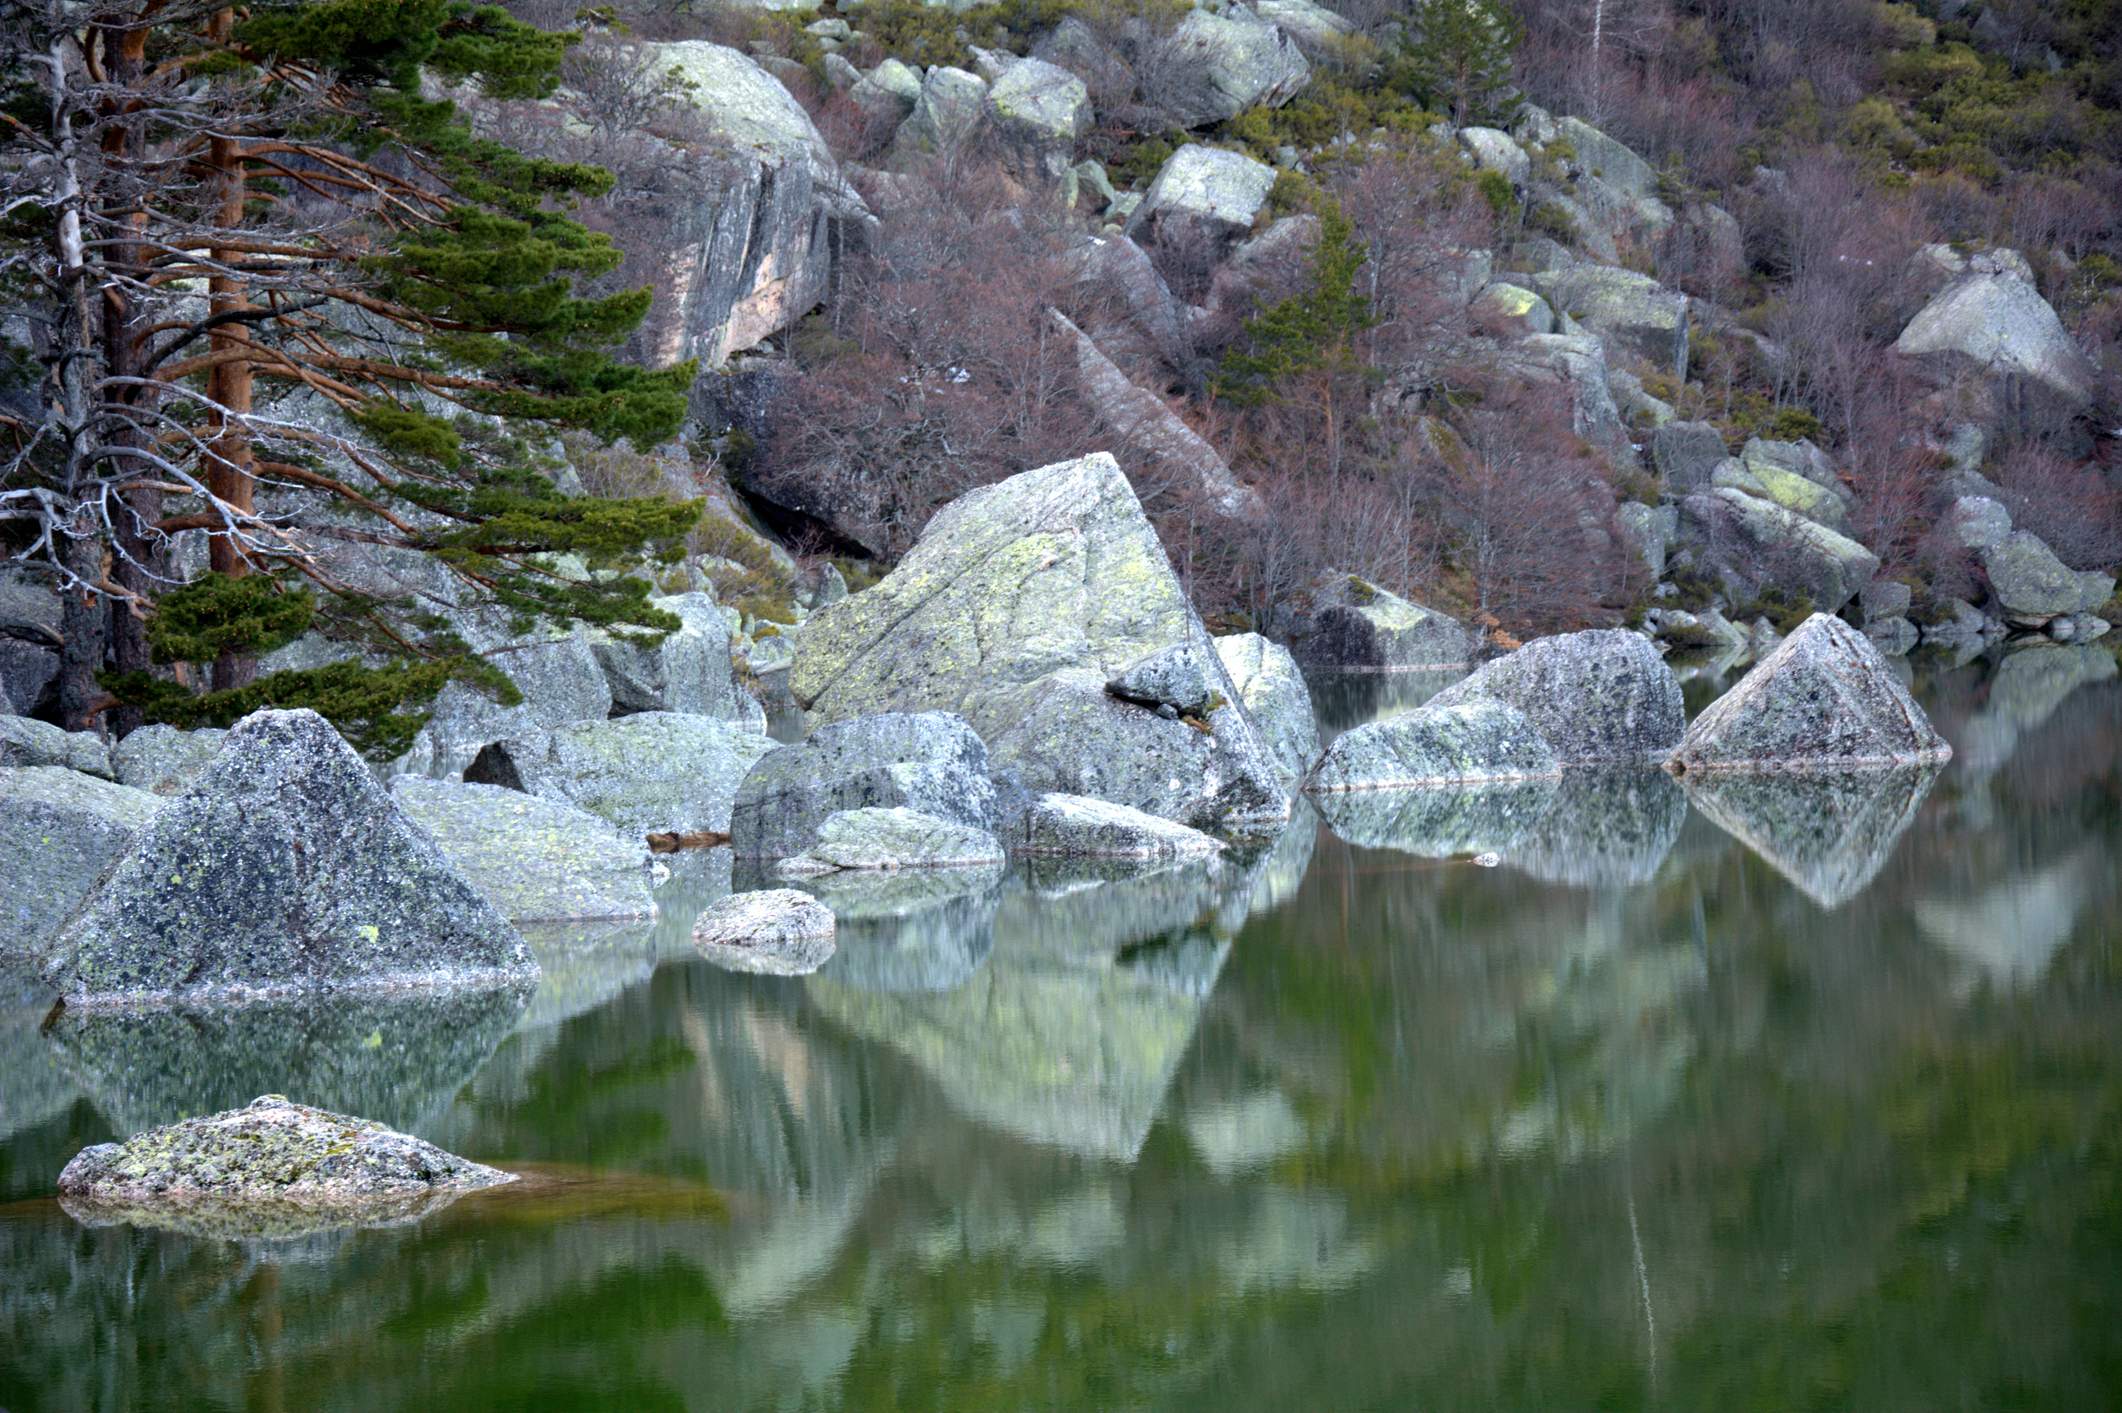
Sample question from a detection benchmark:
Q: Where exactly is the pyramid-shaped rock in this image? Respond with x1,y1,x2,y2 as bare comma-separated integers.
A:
46,709,535,1004
1670,615,1952,772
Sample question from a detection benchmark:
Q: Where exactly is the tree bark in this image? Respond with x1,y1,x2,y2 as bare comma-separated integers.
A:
205,6,258,691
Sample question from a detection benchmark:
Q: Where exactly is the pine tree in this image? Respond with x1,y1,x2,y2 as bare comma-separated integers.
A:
1213,200,1375,408
1,1,699,751
1400,0,1524,128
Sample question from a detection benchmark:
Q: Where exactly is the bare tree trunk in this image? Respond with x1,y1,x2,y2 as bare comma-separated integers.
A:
205,6,258,691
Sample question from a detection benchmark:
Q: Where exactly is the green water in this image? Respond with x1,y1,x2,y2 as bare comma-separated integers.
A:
4,647,2121,1412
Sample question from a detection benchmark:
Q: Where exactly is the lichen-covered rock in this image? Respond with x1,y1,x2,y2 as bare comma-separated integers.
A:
984,55,1091,150
691,889,836,973
1679,487,1880,613
1983,531,2115,620
47,709,534,1004
1671,615,1953,773
0,768,161,955
387,777,655,922
1106,641,1223,715
1287,572,1470,671
1529,265,1688,378
1504,333,1634,464
1551,116,1674,248
895,65,988,154
592,590,763,728
0,714,111,778
1309,700,1560,791
56,1095,512,1237
1894,269,2094,407
776,806,1006,876
467,712,775,840
1253,0,1353,53
1151,4,1310,128
731,711,999,860
1684,766,1941,908
788,456,1286,829
400,619,612,780
1214,633,1319,780
1473,281,1556,335
1125,143,1277,245
1460,125,1530,187
1006,793,1224,859
110,724,226,796
1713,453,1851,532
1425,629,1683,766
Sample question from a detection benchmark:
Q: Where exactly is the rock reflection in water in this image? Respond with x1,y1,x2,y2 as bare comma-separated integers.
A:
1311,776,1559,857
0,961,79,1144
1915,846,2103,993
799,866,1005,992
1951,645,2117,778
46,985,529,1136
1305,667,1465,744
1683,765,1941,908
808,855,1240,1161
1501,769,1687,887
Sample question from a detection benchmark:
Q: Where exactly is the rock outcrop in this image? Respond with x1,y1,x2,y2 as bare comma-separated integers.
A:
775,806,1006,876
57,1095,512,1238
0,767,162,955
592,590,762,727
388,778,656,922
1424,629,1684,765
1670,614,1952,772
1051,310,1259,518
634,42,871,369
466,712,775,839
1214,632,1319,781
984,55,1092,156
1151,5,1310,128
1679,487,1880,613
47,709,535,1004
1308,700,1560,791
1894,265,2094,409
789,456,1286,829
1528,265,1688,378
1284,572,1470,671
731,711,1001,859
1005,793,1225,859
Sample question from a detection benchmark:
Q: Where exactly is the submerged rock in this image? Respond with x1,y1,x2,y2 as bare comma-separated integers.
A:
1426,629,1684,765
775,806,1005,876
1006,793,1225,860
467,711,776,839
46,709,535,1005
1285,573,1470,671
1308,701,1559,791
1670,615,1953,772
1214,633,1319,781
57,1095,512,1238
790,455,1285,829
109,724,226,796
692,889,837,975
0,768,162,956
388,777,656,922
731,711,1000,860
1684,766,1941,908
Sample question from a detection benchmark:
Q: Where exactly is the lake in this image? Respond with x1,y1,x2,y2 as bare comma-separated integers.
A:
3,645,2119,1411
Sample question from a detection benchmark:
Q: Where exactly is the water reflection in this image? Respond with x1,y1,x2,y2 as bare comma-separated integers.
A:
46,985,530,1136
1311,777,1558,857
1682,766,1941,908
4,651,2122,1411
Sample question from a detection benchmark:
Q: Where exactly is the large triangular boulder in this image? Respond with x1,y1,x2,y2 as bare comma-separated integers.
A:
788,455,1286,829
46,709,535,1004
1669,615,1953,773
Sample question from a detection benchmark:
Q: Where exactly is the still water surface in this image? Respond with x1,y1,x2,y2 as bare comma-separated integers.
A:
3,648,2120,1411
